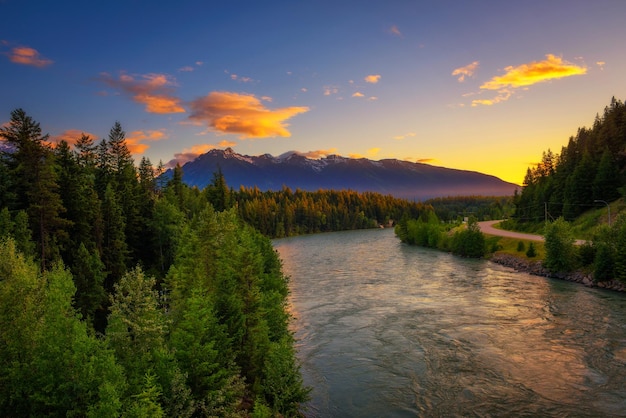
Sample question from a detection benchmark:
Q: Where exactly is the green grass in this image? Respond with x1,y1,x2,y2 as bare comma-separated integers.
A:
485,235,545,261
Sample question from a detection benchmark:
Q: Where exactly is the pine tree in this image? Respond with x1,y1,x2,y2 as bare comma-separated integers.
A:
0,109,69,269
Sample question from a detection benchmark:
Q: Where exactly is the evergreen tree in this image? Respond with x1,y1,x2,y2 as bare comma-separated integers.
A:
205,167,233,212
101,183,128,291
593,147,621,202
0,109,69,269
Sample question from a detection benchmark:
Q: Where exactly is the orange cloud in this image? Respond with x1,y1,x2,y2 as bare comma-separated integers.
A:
364,74,381,84
367,147,381,156
417,158,436,164
348,153,364,159
188,91,309,138
126,129,167,154
596,61,606,70
352,92,364,98
471,89,513,107
300,148,338,159
48,129,98,146
100,72,185,114
166,143,224,168
452,61,479,82
480,54,586,90
8,46,53,67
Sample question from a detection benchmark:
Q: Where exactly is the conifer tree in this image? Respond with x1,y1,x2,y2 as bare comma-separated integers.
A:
0,109,69,269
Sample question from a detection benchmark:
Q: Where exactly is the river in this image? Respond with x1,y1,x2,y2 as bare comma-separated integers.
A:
273,228,626,417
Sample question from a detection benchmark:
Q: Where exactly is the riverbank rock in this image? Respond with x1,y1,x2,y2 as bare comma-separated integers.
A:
489,253,625,293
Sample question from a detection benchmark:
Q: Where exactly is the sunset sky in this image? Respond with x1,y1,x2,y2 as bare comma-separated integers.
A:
2,0,625,185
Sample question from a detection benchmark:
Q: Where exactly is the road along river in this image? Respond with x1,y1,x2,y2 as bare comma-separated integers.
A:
274,228,626,417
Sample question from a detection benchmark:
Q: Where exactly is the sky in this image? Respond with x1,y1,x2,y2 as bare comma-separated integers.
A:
2,0,625,185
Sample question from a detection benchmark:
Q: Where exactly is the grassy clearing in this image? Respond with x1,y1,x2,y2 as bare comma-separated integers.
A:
485,235,545,261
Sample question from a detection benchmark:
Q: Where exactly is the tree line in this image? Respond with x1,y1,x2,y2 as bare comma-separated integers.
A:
512,96,625,224
0,109,309,416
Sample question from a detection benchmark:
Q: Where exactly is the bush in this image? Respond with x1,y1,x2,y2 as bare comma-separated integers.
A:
451,218,486,258
544,218,577,273
526,242,536,258
517,241,525,252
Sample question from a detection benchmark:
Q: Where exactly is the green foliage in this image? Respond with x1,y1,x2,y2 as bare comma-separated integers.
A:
514,97,626,224
526,242,537,258
237,186,424,237
394,208,444,248
424,195,515,222
0,238,125,417
516,241,525,252
544,217,577,273
450,217,486,258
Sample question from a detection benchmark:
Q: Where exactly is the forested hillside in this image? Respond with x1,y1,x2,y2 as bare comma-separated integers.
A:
513,97,626,223
0,109,310,416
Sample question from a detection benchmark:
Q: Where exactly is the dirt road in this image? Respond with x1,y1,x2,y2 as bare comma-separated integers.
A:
477,220,545,241
478,220,587,245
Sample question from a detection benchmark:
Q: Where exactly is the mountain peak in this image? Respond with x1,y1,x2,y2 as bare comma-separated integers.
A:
171,148,519,200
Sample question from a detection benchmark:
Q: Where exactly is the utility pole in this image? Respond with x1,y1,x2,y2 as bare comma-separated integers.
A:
594,199,611,226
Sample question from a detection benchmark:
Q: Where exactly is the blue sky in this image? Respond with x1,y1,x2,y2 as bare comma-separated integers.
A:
2,0,625,184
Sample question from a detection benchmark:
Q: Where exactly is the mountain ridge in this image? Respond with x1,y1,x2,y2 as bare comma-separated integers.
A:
169,148,519,200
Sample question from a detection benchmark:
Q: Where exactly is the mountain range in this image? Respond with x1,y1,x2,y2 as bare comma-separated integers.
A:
166,148,519,200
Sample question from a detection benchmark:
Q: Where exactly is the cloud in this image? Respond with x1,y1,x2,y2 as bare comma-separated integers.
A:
302,148,338,159
125,129,167,154
230,74,254,83
166,141,238,168
188,91,309,138
348,153,364,159
596,61,606,70
100,72,185,114
179,61,203,72
417,158,436,164
8,46,53,67
471,89,513,107
393,132,416,140
352,92,364,98
389,25,403,37
364,74,381,84
324,85,339,96
480,54,586,90
452,61,479,82
167,144,216,167
367,147,380,156
48,129,98,147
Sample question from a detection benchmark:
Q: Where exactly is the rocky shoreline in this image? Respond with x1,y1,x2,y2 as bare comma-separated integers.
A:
489,253,626,293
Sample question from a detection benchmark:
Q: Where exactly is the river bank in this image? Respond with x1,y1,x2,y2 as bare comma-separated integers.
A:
490,253,626,293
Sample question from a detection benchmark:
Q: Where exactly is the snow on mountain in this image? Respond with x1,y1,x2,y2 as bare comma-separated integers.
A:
165,148,519,200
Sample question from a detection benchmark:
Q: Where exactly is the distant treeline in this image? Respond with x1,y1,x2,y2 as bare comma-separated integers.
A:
513,96,626,224
423,195,514,222
0,109,308,416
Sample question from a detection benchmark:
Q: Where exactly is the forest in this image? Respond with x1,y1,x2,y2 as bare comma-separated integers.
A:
509,97,626,282
0,109,315,417
512,96,626,224
0,108,437,416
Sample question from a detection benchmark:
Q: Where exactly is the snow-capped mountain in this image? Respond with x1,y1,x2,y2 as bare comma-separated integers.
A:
167,148,519,200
